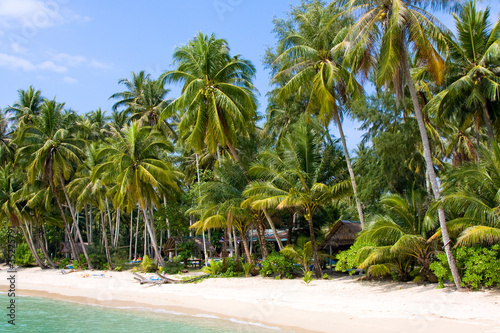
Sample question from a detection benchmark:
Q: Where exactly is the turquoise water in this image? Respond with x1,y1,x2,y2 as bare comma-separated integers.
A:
0,294,281,332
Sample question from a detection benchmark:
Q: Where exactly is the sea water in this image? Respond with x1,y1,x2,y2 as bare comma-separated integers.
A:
0,294,283,332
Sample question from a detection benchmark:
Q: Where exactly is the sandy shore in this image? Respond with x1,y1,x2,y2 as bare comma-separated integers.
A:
1,266,499,332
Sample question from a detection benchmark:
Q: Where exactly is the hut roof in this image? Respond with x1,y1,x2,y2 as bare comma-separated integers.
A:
163,236,215,252
59,242,88,254
322,220,361,250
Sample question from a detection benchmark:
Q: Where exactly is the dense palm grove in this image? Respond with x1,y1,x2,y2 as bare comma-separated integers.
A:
1,0,499,290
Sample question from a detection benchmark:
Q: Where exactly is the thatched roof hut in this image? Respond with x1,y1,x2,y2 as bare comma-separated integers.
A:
59,242,88,254
163,236,215,254
322,220,362,251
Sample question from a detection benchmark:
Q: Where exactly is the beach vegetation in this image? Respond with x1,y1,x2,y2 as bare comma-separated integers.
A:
260,252,295,279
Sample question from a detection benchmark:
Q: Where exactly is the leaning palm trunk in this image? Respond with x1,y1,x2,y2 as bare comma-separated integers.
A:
19,221,47,269
402,55,462,290
333,114,365,229
255,215,268,259
51,182,79,261
481,100,495,143
142,205,166,268
307,215,322,278
34,219,57,268
60,178,93,269
240,230,252,263
100,212,115,270
262,208,284,250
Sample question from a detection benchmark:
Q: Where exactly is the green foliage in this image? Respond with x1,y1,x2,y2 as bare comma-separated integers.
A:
14,243,34,266
322,273,330,280
139,255,157,273
202,259,223,276
430,245,500,290
303,270,314,285
177,241,195,267
335,241,374,274
260,252,295,279
88,253,108,270
161,261,184,275
243,262,254,277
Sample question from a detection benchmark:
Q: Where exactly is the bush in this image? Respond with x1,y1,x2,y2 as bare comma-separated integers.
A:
177,241,195,267
161,261,184,275
202,259,223,276
335,241,374,274
140,255,157,273
14,243,34,266
260,252,295,279
430,245,500,290
88,253,108,270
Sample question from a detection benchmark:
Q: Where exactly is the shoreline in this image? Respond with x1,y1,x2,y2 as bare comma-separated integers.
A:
1,266,500,332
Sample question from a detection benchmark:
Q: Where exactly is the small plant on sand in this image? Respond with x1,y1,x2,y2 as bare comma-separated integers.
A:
202,259,223,276
303,270,314,286
243,262,254,277
322,273,330,280
140,255,157,273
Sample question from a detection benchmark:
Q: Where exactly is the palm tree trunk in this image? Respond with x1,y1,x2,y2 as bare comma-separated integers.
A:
142,205,166,267
100,211,115,270
307,213,322,278
129,210,133,261
34,219,57,268
19,221,47,269
255,215,268,259
60,177,93,269
240,230,252,263
402,55,462,290
262,208,284,250
52,183,79,261
135,207,140,259
105,198,115,246
114,207,121,247
481,100,495,143
333,114,365,228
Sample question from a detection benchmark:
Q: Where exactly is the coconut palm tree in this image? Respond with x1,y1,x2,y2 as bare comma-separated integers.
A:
244,120,352,278
161,32,258,163
426,0,500,144
110,71,151,112
334,0,462,289
273,3,365,228
439,142,500,247
0,111,14,165
356,190,439,282
6,86,43,128
14,99,90,264
92,122,181,268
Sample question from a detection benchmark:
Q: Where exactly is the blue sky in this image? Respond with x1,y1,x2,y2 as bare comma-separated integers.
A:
1,0,498,151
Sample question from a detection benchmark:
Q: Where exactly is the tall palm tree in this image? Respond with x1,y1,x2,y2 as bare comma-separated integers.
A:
427,0,500,144
273,3,365,228
92,122,181,268
161,32,258,163
6,86,43,127
0,111,14,165
244,120,352,278
15,99,89,265
335,0,462,289
110,71,150,112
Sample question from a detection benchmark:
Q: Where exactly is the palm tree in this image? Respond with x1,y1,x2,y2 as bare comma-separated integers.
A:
273,3,365,228
244,120,352,278
356,190,439,282
439,142,500,247
92,122,181,268
426,0,500,144
161,32,258,163
335,0,462,289
281,235,313,273
6,86,43,127
110,71,150,112
0,111,14,165
15,99,89,265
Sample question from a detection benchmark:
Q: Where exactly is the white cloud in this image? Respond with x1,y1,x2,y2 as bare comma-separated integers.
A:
0,53,68,72
39,60,67,73
89,59,113,70
0,0,45,19
62,76,78,85
0,53,35,70
50,52,86,67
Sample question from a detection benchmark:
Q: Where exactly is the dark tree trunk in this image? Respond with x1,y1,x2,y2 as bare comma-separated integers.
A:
255,215,268,260
101,212,115,270
307,214,322,279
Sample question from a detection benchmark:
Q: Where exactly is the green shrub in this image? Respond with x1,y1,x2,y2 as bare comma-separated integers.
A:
140,255,157,273
88,253,108,270
177,241,195,267
260,252,295,279
335,241,374,274
202,259,223,276
243,262,254,277
14,243,34,266
430,244,500,290
303,270,314,285
161,261,184,275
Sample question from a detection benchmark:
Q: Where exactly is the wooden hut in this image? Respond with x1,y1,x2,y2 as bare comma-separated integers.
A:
322,220,362,252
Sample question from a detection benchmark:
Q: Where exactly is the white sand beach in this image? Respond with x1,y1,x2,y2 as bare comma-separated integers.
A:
1,266,499,332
